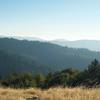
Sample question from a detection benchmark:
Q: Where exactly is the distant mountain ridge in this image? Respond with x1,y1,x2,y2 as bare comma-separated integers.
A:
1,36,100,52
0,35,45,41
0,38,100,76
51,39,100,51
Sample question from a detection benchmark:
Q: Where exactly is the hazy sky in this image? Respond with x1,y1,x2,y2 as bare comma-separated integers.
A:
0,0,100,40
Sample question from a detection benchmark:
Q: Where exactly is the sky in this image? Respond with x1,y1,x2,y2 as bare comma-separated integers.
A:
0,0,100,40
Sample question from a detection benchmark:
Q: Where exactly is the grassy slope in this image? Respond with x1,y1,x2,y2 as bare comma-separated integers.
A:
0,87,100,100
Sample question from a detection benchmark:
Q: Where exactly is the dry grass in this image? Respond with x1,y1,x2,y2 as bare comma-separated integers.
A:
0,87,100,100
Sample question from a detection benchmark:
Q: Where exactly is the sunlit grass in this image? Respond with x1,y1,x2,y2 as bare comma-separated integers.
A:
0,87,100,100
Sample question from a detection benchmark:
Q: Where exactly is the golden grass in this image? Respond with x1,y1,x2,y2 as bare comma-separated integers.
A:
0,87,100,100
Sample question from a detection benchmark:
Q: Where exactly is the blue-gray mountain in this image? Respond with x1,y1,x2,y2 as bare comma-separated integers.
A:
51,39,100,51
0,38,100,76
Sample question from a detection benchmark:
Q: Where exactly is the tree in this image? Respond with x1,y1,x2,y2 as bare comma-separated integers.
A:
3,72,36,88
34,74,45,87
75,59,100,87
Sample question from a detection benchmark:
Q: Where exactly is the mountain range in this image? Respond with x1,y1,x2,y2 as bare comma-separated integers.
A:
0,38,100,76
2,36,100,51
51,39,100,51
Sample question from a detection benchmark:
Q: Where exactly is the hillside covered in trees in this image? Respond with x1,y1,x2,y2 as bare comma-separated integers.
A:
0,59,100,88
0,38,100,76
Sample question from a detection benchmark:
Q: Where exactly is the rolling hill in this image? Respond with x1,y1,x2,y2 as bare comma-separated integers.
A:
0,49,50,76
0,38,100,76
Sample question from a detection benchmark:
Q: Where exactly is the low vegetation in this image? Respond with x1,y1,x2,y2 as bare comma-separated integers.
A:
0,87,100,100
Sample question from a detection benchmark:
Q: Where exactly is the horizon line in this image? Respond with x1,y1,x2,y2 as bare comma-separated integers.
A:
0,34,100,41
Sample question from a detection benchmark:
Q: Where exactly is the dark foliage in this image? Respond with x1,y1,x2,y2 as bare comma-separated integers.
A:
1,59,100,88
44,59,100,88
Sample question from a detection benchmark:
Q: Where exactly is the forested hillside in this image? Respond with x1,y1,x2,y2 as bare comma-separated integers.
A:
0,49,50,76
0,38,100,76
1,59,100,88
